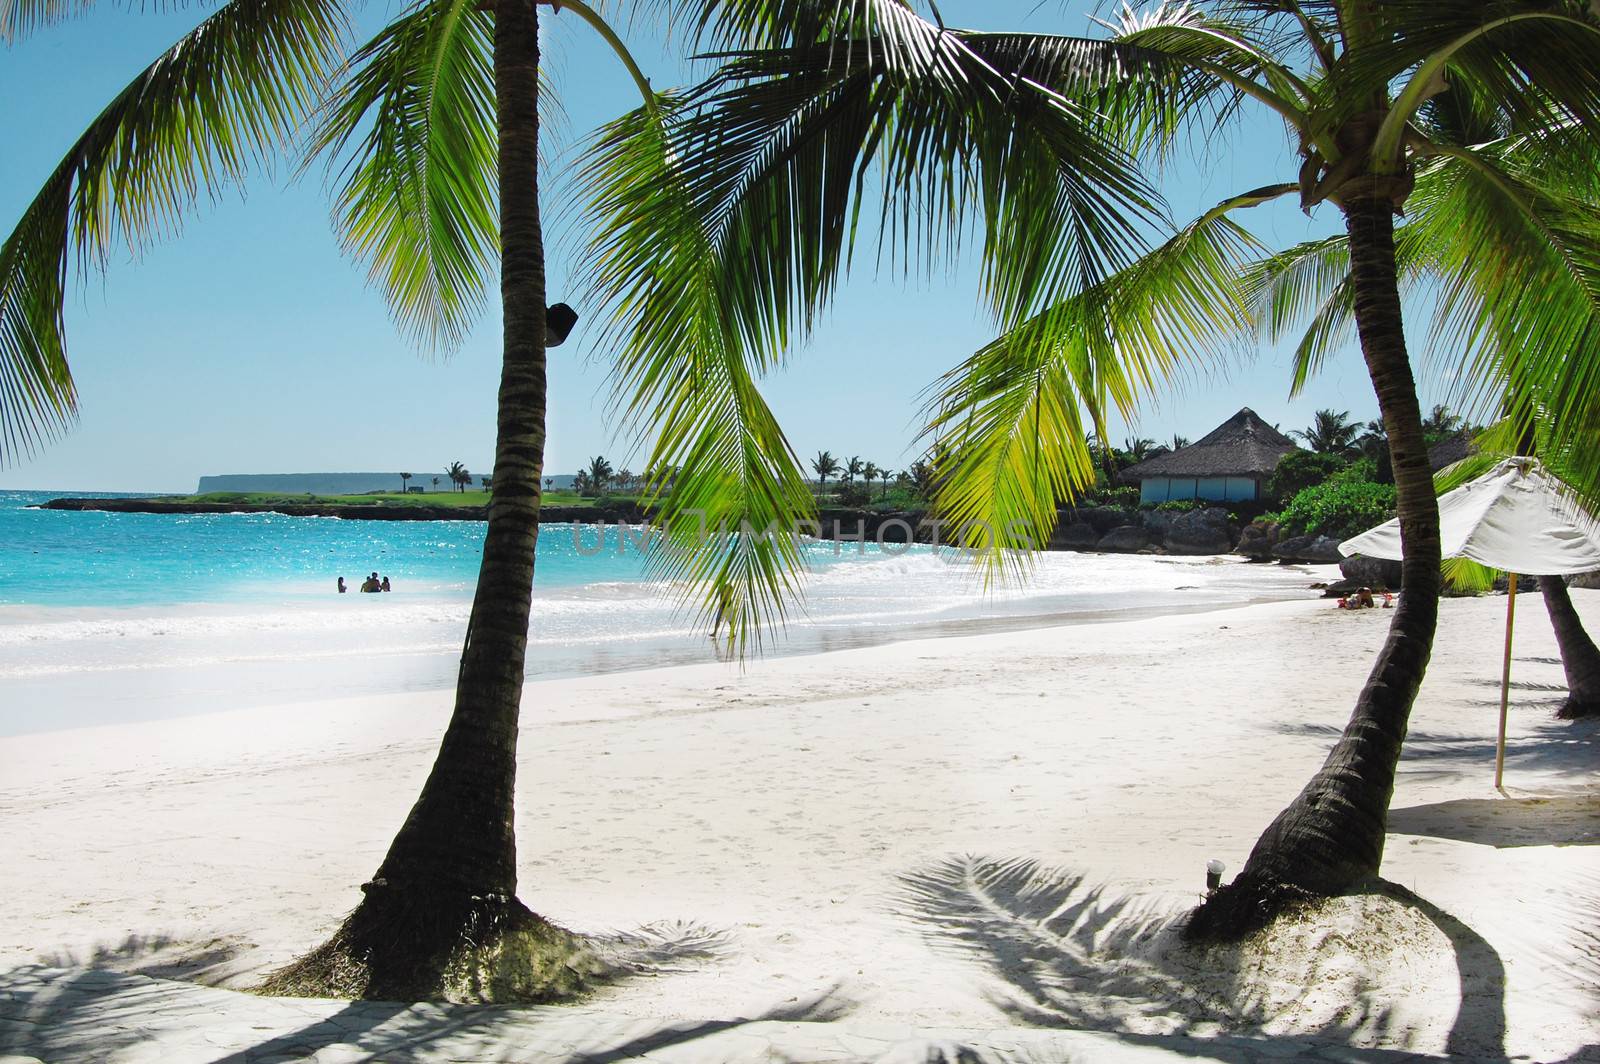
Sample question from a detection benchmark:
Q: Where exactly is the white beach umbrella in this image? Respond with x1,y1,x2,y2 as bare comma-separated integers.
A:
1340,457,1600,788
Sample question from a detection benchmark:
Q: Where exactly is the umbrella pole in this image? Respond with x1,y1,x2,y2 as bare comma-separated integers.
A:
1496,573,1519,791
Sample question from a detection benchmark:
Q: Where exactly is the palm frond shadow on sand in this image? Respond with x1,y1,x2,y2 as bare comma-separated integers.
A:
896,855,1509,1058
6,922,828,1064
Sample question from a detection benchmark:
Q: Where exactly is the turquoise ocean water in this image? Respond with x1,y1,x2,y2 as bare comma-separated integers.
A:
0,489,657,606
0,490,1321,734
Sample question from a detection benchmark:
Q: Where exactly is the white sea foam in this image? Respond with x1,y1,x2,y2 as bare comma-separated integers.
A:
0,550,1327,733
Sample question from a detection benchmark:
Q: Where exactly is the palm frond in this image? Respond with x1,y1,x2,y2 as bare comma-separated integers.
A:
0,0,87,42
310,0,497,351
921,186,1283,580
0,0,345,463
1100,0,1311,152
661,5,1168,345
1243,223,1431,399
1369,1,1600,163
579,97,816,655
1442,556,1499,594
1403,143,1600,487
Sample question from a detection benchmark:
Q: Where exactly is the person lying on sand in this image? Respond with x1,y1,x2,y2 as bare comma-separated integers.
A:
1336,587,1394,610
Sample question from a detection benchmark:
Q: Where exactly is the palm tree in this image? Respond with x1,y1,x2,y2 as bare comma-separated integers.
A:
844,455,864,485
862,461,880,493
1421,403,1464,441
1357,419,1393,483
879,468,895,500
1170,434,1190,451
0,0,649,993
572,470,591,497
400,472,412,493
1540,575,1600,719
916,2,1600,939
543,477,553,493
1292,409,1361,456
811,450,839,492
445,461,470,493
585,455,613,496
616,468,634,493
431,476,440,492
907,459,936,501
1121,437,1159,464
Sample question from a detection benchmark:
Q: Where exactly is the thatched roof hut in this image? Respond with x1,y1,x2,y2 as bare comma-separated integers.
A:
1121,408,1297,503
1427,429,1476,472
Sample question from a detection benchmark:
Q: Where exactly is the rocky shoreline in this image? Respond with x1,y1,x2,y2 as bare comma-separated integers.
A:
35,497,652,524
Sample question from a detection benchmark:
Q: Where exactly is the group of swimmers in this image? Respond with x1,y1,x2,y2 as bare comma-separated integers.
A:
337,572,392,594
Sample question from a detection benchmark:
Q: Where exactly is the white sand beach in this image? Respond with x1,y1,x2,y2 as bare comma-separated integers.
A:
1,581,1597,1061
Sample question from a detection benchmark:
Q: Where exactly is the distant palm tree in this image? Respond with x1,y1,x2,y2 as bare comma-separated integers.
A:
811,451,839,492
844,456,864,485
908,459,936,500
1122,437,1159,463
1358,419,1393,483
400,472,412,494
1170,434,1190,451
1421,403,1464,441
543,477,553,493
431,477,440,492
616,468,634,493
879,468,895,500
862,461,880,496
480,475,491,490
585,456,613,497
445,462,471,493
573,470,591,497
1292,409,1361,455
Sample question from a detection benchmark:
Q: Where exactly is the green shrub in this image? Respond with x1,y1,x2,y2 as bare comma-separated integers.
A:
1084,485,1140,508
1278,479,1396,539
1150,499,1203,513
834,483,872,507
1267,450,1349,502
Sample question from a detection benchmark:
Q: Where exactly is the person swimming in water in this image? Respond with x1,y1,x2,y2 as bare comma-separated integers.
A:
360,572,381,593
381,576,391,592
337,576,347,594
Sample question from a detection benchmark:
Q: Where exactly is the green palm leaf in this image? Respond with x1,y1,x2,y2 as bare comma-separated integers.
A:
0,0,345,463
922,184,1287,579
580,96,815,655
673,6,1164,339
310,0,498,351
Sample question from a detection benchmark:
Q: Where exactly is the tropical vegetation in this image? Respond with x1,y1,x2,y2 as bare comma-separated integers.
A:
1291,409,1361,456
1274,462,1397,540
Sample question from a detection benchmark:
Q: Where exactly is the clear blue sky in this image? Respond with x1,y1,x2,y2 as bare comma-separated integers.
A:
0,0,1455,493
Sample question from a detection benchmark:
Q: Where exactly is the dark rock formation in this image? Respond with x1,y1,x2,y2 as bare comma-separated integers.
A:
1272,533,1343,564
1235,520,1281,561
1050,522,1102,550
1098,525,1152,552
1161,508,1236,555
1340,553,1403,590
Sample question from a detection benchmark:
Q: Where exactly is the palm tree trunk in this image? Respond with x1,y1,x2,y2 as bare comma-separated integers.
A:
1189,193,1442,939
264,0,588,1001
1539,575,1600,719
